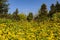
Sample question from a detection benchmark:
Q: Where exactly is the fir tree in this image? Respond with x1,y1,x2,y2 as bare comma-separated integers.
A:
49,4,56,17
55,1,60,12
27,12,33,22
0,0,9,14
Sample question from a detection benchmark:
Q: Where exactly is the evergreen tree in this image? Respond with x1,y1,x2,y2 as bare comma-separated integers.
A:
13,8,19,16
55,1,60,12
0,0,9,14
40,3,47,16
12,8,20,20
14,8,18,16
49,4,56,17
37,3,48,22
27,12,33,22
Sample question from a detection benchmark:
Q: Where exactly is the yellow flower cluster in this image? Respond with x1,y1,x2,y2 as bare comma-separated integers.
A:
0,23,6,27
0,20,60,40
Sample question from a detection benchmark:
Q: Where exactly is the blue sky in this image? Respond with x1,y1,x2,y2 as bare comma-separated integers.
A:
8,0,60,15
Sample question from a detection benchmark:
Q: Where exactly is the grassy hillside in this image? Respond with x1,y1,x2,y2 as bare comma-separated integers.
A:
0,18,60,40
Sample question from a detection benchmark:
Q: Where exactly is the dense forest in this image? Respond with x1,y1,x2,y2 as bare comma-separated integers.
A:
0,0,60,40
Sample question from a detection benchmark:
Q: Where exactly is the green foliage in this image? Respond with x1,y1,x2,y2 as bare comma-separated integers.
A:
0,0,8,14
40,3,47,15
13,8,19,16
55,1,60,12
35,3,48,22
12,8,20,20
49,4,56,17
52,12,60,21
12,15,20,20
18,13,27,21
27,12,33,22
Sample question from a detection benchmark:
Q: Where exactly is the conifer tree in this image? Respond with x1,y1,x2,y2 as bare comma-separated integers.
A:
55,1,60,12
13,8,20,20
27,12,33,22
37,3,48,22
0,0,9,14
40,3,47,16
49,4,56,17
15,8,18,16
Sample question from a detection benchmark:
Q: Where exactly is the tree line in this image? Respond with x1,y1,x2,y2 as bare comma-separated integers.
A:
0,0,60,22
